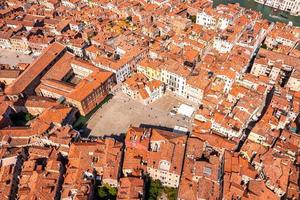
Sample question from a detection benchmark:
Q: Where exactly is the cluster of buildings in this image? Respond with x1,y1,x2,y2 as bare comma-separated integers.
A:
0,0,299,199
122,72,164,105
255,0,300,16
2,42,115,116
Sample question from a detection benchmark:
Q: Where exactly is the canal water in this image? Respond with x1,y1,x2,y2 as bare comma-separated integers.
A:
213,0,300,27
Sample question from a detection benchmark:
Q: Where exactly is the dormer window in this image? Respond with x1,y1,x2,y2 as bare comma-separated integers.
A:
150,141,160,152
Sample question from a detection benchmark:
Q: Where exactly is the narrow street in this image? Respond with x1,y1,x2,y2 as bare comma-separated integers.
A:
235,87,275,152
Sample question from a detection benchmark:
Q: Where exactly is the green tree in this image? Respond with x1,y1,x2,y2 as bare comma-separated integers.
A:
108,186,117,196
10,112,36,126
126,16,132,22
97,184,117,200
189,15,197,23
261,44,268,49
145,178,178,200
164,187,177,200
97,187,107,199
148,179,163,200
24,113,35,121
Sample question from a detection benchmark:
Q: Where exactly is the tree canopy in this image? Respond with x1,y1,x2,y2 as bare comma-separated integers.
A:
97,184,117,200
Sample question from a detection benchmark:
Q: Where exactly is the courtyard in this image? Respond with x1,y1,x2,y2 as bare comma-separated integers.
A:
86,90,196,136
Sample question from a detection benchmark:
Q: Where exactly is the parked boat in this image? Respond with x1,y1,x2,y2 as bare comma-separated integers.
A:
280,13,288,19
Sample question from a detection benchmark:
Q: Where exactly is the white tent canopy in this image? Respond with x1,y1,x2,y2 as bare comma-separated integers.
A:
177,104,195,118
173,126,189,135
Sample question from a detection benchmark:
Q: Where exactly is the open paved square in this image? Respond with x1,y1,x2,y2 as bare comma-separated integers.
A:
86,90,195,136
0,48,35,66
